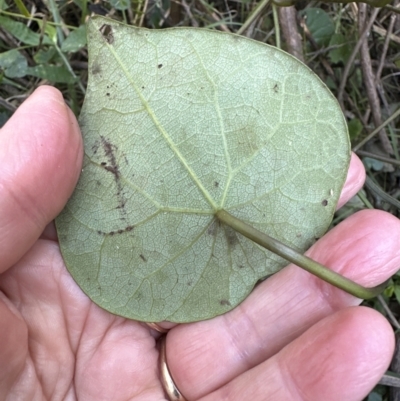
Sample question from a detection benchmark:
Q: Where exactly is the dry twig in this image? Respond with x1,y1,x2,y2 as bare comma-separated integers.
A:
278,6,304,61
337,7,379,109
359,4,393,155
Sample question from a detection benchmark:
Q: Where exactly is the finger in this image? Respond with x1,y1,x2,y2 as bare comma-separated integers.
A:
168,209,400,399
0,86,83,272
336,153,365,209
198,307,394,401
0,292,28,395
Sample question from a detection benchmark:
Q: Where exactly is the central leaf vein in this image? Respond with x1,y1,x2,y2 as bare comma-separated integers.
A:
104,39,218,211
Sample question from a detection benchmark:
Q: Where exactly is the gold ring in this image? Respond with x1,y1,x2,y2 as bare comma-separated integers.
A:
159,335,187,401
145,322,169,333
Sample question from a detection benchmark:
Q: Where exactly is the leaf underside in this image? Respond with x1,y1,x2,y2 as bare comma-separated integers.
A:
56,16,350,323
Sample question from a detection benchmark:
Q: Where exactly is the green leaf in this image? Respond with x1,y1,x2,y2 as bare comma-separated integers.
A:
300,8,334,47
109,0,130,10
0,111,10,128
27,64,76,84
0,49,28,78
363,157,384,172
329,33,352,65
347,118,363,141
394,285,400,305
367,391,383,401
0,0,9,10
33,47,57,64
61,24,87,53
56,17,350,323
0,16,53,46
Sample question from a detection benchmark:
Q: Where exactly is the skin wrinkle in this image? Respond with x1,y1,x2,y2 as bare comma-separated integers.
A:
59,270,92,356
27,307,74,401
0,306,27,399
0,178,44,236
7,357,41,401
222,302,263,369
1,245,76,401
277,357,305,401
283,309,392,401
314,211,400,286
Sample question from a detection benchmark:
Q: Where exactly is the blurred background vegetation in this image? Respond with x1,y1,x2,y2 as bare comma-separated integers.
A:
0,0,399,399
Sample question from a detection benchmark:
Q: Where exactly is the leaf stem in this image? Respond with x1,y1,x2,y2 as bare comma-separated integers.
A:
216,209,386,299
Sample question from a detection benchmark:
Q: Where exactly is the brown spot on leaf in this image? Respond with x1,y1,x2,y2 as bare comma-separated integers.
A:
158,63,163,68
104,165,119,176
99,24,114,44
321,199,328,206
225,227,239,247
140,254,147,262
92,63,101,75
207,220,218,236
220,299,231,306
96,224,134,236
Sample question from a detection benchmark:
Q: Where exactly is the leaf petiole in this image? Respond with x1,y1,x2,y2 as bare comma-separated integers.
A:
216,209,386,299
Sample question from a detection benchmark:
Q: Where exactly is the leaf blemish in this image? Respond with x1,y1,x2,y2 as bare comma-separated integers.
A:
321,199,328,206
99,24,114,44
100,136,120,180
207,220,218,236
104,165,119,176
140,254,147,262
96,225,134,236
158,64,163,68
225,227,239,246
99,136,128,212
92,63,101,75
220,299,231,306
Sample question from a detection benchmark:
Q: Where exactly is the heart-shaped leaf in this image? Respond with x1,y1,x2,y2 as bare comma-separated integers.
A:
56,16,350,323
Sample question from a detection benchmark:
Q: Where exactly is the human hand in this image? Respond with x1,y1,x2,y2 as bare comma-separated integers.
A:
1,86,399,401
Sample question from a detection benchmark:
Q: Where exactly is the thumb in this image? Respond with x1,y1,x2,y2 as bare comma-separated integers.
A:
0,86,83,273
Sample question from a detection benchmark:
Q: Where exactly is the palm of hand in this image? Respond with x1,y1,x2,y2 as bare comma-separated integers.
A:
1,239,165,400
1,86,400,401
